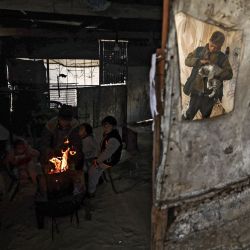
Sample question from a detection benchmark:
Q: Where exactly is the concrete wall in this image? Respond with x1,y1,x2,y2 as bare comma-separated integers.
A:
77,85,127,127
127,65,151,123
154,0,250,248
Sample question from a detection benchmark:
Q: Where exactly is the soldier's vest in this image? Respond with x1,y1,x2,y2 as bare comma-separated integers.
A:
183,46,227,98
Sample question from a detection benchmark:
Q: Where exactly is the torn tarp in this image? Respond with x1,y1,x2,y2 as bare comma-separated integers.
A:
149,53,158,119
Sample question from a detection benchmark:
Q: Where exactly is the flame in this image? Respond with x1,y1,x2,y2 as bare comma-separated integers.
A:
70,150,76,156
48,140,76,174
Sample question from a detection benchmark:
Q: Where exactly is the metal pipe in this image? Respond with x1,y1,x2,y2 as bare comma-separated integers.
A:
153,0,170,202
46,59,50,105
161,0,170,50
57,75,60,98
152,0,170,249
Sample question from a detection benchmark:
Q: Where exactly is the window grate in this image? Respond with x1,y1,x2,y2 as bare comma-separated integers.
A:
99,40,128,85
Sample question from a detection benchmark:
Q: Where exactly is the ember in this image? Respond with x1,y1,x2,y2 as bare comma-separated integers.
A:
48,138,76,174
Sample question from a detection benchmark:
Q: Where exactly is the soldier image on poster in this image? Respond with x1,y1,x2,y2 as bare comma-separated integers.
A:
182,31,233,120
175,12,242,121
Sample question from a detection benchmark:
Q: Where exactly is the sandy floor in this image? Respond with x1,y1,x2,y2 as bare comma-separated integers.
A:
0,127,152,250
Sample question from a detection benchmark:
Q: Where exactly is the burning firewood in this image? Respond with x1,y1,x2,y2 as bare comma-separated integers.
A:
48,138,76,174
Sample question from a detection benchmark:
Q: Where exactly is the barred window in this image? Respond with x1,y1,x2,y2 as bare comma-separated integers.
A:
99,40,128,85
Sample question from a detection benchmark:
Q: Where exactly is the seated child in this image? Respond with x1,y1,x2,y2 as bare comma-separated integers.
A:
79,123,98,171
88,116,122,196
79,123,98,192
5,139,41,184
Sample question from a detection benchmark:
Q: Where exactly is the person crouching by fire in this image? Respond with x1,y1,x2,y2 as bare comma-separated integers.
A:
5,138,41,184
88,116,122,197
39,104,82,172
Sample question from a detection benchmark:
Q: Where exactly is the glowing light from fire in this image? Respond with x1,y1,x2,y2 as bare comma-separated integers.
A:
48,139,76,174
70,150,76,156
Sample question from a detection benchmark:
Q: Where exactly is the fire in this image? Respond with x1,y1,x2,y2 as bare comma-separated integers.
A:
48,139,76,174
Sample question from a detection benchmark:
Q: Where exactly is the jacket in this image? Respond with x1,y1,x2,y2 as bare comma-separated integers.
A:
39,117,82,168
98,129,122,167
185,44,233,97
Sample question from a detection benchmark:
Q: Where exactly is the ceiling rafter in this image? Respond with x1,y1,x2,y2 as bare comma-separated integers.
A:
0,0,161,20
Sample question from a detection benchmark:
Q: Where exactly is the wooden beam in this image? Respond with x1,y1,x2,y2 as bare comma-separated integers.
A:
0,28,69,38
0,27,160,41
152,0,170,249
152,0,170,205
151,207,168,250
0,0,161,20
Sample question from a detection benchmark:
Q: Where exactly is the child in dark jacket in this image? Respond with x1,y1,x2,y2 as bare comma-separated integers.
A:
88,116,122,196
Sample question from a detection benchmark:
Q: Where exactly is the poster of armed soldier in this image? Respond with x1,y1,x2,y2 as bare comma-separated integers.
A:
175,12,242,120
